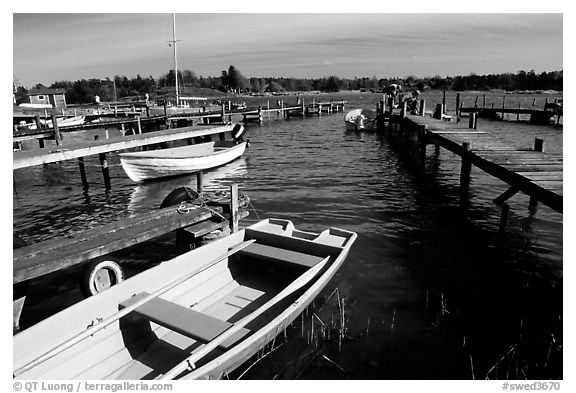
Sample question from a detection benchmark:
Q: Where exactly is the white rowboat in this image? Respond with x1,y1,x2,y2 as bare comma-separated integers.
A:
13,218,357,380
119,140,247,182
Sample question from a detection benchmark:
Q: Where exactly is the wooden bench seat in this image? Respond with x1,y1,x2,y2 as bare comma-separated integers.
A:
120,292,250,350
238,243,325,268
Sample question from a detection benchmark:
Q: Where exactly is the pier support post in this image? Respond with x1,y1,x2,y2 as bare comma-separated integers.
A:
401,101,407,118
456,93,460,120
229,183,239,233
460,142,472,202
78,157,89,190
51,115,63,146
197,171,204,193
534,137,545,152
99,153,111,189
137,117,142,134
418,124,428,164
498,202,510,236
468,112,477,129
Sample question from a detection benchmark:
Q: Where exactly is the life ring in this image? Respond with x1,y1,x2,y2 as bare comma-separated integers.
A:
81,260,124,298
232,124,246,140
160,186,200,208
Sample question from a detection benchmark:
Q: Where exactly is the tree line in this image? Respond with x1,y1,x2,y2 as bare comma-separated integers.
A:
14,67,562,105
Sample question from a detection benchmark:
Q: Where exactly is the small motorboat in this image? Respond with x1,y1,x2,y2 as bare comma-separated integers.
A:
119,125,248,182
344,108,377,131
13,218,357,380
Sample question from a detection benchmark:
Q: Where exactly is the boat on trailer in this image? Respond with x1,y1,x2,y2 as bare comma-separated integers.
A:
13,218,357,380
344,108,377,131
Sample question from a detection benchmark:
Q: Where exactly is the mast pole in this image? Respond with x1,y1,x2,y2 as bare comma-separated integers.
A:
172,13,179,107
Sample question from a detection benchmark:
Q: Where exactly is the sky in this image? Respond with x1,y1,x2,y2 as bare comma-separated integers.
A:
11,10,564,88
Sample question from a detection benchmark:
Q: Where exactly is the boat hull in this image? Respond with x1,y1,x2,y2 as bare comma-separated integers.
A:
119,141,247,182
13,219,357,380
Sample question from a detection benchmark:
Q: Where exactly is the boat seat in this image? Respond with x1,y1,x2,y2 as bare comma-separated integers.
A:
238,243,325,268
120,292,251,350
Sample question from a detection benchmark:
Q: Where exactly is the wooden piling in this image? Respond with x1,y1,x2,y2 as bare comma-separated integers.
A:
460,142,471,198
99,153,111,189
229,183,239,233
418,124,428,163
456,93,460,120
468,112,477,129
78,157,88,190
419,100,426,117
137,117,142,134
197,171,204,193
498,202,510,235
51,115,63,146
534,137,545,152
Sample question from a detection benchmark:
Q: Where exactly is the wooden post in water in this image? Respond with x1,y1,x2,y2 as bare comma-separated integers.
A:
442,91,446,111
418,124,428,164
196,171,204,193
482,95,486,109
498,202,510,236
459,142,472,202
35,116,45,148
419,99,426,116
400,100,407,118
137,117,142,134
51,115,63,146
456,94,460,120
468,112,477,129
78,157,88,190
99,153,111,189
229,183,239,233
502,95,506,120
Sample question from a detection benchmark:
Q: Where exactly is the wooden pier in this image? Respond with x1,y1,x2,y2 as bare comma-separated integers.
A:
383,106,562,227
13,183,249,331
13,123,237,190
458,96,562,125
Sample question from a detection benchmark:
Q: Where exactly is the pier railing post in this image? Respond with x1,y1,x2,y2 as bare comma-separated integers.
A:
534,137,545,152
419,99,426,116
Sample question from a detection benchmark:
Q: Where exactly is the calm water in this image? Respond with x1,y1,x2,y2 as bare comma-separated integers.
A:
13,91,563,379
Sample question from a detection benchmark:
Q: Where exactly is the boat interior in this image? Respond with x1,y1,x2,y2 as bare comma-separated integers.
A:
14,219,355,380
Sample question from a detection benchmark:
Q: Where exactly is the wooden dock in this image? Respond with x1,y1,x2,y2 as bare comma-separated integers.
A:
13,183,249,330
385,110,562,220
13,123,237,191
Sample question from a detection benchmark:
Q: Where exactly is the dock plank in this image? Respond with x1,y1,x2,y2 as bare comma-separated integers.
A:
13,204,222,283
13,123,235,170
402,114,563,213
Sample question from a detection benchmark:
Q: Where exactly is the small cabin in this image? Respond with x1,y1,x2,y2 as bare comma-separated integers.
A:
28,88,67,108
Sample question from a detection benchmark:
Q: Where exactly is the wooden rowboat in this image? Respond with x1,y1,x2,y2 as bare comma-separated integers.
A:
13,218,357,380
28,115,86,130
119,140,247,182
